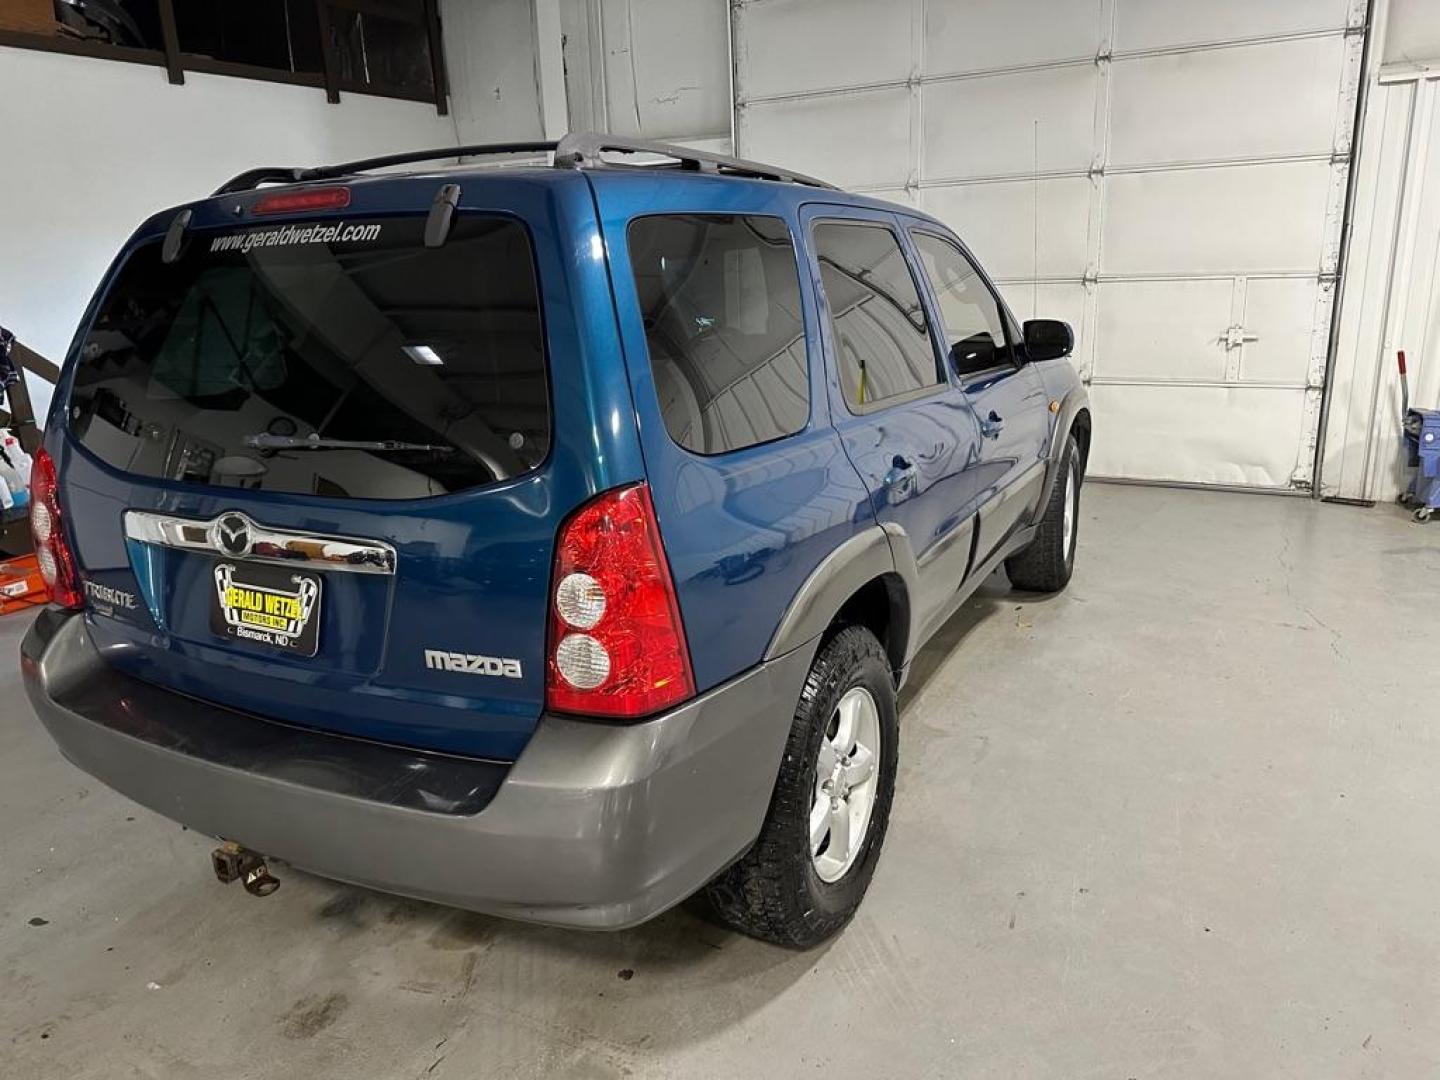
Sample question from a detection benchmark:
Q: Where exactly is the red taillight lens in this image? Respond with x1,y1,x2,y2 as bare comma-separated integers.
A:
30,449,82,609
545,483,695,718
251,186,351,215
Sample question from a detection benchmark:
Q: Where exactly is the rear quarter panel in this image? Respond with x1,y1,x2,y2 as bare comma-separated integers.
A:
590,174,875,692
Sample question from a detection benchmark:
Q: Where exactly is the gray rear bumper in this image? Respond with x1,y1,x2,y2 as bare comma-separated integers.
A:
22,610,811,929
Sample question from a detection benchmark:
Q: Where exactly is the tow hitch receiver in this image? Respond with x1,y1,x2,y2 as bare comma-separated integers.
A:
211,842,281,897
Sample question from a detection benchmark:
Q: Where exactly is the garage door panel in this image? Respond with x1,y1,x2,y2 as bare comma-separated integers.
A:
734,0,1358,490
1094,279,1232,382
998,280,1088,331
740,90,911,190
1088,384,1308,487
1113,0,1354,52
997,281,1090,373
922,177,1091,280
736,0,911,99
924,66,1098,180
1241,278,1323,385
1102,162,1333,275
924,0,1103,76
1109,37,1347,166
997,280,1087,332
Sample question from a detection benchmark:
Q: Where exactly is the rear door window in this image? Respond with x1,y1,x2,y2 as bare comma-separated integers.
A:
68,215,548,500
812,221,942,412
627,214,809,455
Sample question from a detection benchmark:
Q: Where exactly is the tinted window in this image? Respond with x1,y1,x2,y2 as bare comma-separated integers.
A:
813,222,941,411
628,215,808,454
913,232,1012,377
69,215,548,500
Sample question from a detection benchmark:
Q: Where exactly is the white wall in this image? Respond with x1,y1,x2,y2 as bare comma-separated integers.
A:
0,46,460,420
1384,0,1440,70
442,0,549,142
560,0,731,147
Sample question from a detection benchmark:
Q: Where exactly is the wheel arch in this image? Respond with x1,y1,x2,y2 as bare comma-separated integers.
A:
1070,406,1092,479
764,527,911,680
830,572,910,679
1035,390,1092,510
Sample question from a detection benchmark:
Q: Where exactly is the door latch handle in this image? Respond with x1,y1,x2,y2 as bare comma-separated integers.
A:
1222,325,1259,350
883,455,917,501
980,411,1004,439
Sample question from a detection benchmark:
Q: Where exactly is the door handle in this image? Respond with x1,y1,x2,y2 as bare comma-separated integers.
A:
883,454,917,502
980,411,1004,439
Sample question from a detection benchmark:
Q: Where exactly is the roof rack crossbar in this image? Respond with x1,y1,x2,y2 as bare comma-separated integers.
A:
553,133,837,189
210,132,836,196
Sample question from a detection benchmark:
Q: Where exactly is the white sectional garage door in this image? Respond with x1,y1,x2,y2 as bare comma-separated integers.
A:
733,0,1367,489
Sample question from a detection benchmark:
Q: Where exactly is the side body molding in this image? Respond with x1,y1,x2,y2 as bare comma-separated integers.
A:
764,526,897,662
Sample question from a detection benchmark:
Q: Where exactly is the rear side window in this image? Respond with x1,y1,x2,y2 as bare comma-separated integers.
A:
627,214,808,455
68,215,548,500
813,221,941,412
912,232,1014,376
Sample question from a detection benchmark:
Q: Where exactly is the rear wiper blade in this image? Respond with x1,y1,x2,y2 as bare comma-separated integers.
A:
242,433,454,453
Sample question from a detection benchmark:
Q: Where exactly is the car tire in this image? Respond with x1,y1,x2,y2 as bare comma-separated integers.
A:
703,625,899,949
1005,433,1081,593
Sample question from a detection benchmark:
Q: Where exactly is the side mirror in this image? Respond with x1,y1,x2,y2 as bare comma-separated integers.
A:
1022,319,1074,363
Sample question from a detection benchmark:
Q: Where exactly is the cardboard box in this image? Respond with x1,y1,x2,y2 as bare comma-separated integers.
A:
0,0,58,36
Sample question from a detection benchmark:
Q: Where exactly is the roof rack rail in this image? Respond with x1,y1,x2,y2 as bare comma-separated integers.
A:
552,132,837,189
212,141,558,196
211,131,835,196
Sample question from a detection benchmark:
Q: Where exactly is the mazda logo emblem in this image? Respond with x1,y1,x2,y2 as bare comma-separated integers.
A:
215,514,251,556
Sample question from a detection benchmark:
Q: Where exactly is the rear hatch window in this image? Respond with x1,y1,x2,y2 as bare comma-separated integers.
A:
69,214,548,499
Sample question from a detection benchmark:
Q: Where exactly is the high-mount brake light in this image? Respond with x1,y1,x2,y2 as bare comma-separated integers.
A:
251,186,352,215
30,449,82,609
545,483,695,718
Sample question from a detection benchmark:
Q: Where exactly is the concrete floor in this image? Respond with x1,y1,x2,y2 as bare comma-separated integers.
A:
2,483,1439,1079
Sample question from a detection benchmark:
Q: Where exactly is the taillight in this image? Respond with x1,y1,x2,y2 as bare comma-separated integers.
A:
545,483,695,718
30,448,83,609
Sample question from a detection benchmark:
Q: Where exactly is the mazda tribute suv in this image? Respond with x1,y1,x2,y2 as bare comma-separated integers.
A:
22,133,1090,948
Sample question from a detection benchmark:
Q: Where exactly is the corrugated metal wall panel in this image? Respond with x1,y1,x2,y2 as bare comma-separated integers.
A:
1321,70,1440,501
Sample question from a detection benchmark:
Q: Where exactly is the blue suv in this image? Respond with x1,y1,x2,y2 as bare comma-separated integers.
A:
22,134,1089,947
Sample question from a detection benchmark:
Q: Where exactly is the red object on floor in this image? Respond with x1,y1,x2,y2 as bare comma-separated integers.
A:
0,554,50,614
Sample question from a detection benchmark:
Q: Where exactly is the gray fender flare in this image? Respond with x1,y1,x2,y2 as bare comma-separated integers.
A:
764,526,911,670
1035,387,1091,512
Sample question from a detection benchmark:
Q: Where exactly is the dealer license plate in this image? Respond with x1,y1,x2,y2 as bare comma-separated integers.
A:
210,560,322,657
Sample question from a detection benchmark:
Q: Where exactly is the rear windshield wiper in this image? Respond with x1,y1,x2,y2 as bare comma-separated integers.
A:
242,433,454,453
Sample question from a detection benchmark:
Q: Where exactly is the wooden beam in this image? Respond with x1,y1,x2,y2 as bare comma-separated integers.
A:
315,0,341,104
182,54,325,90
156,0,185,84
423,0,449,116
2,342,50,455
0,28,165,70
13,343,59,386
